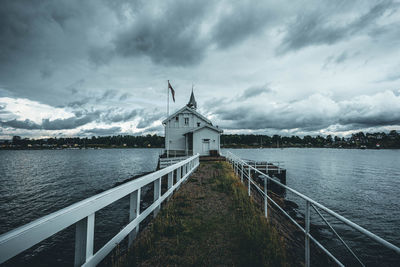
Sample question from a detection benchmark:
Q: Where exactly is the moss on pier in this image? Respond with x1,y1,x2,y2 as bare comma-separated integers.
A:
117,161,287,267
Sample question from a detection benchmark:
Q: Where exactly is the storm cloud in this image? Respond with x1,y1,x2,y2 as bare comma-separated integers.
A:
0,111,100,130
279,1,396,53
212,90,400,133
1,0,400,138
79,126,122,136
241,85,273,100
113,0,212,66
102,109,141,123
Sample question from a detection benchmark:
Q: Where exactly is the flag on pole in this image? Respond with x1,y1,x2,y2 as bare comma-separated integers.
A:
168,81,175,102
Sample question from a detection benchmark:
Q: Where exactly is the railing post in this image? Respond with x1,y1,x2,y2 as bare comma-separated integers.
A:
128,189,141,246
264,177,268,219
177,166,182,183
168,172,173,190
74,213,95,267
305,201,310,267
248,166,251,196
240,163,244,183
154,177,161,217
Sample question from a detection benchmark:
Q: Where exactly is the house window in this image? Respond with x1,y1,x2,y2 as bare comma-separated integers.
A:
184,118,189,126
175,116,179,127
197,122,200,127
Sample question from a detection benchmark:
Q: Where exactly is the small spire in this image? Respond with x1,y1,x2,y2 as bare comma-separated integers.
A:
187,85,197,109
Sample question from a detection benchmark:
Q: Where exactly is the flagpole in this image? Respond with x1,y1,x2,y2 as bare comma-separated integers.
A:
166,80,169,157
168,80,170,117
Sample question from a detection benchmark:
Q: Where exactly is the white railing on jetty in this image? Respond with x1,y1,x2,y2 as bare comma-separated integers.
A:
225,151,400,267
159,156,190,169
0,154,200,267
242,158,285,174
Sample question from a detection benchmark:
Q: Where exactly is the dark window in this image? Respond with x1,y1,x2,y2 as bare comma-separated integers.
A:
184,118,189,125
197,122,200,127
175,117,179,121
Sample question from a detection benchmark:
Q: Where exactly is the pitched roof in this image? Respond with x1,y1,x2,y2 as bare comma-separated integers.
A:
187,89,197,109
162,106,212,125
183,124,223,135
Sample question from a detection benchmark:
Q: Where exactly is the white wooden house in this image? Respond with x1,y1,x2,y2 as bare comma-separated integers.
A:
162,91,222,156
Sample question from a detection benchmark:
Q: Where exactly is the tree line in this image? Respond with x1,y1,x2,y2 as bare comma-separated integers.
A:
221,130,400,149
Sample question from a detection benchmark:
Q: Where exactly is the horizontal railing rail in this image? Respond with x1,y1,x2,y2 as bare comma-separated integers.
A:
241,158,285,173
225,151,400,267
0,154,200,266
159,156,190,168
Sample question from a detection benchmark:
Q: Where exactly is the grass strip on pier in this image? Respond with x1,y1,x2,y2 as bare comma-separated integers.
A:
116,161,287,266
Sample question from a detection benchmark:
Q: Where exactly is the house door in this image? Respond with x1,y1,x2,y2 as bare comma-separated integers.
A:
202,140,210,155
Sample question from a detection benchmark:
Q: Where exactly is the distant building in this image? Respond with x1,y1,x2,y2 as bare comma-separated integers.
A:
162,90,223,156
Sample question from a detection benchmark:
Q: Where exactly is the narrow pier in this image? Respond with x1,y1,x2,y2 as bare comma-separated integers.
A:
117,160,289,266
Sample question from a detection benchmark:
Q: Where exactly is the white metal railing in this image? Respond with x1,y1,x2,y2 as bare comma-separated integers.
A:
243,159,285,175
225,151,400,267
159,156,190,168
0,154,200,267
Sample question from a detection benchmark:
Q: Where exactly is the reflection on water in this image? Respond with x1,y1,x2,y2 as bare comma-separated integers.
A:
223,148,400,266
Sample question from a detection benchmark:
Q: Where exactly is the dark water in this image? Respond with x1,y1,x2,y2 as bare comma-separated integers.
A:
224,148,400,266
1,148,399,266
0,149,162,266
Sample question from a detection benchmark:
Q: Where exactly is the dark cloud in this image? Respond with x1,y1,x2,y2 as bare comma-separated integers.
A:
66,79,86,95
0,119,41,130
212,90,400,132
144,125,163,133
136,111,164,129
79,126,122,136
279,1,395,53
0,111,100,130
119,93,131,101
113,0,212,66
63,98,91,108
377,73,400,83
0,1,96,75
102,109,141,123
211,2,274,48
334,51,348,64
61,89,123,108
96,90,118,102
241,85,272,99
88,45,115,66
216,106,332,131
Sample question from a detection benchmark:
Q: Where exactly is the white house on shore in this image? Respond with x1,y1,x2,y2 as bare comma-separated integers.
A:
162,91,223,156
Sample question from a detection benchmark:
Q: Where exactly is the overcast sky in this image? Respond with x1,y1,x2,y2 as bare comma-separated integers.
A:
1,0,400,139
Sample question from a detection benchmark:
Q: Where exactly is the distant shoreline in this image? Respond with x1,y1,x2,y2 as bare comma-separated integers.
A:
2,131,399,150
1,146,399,150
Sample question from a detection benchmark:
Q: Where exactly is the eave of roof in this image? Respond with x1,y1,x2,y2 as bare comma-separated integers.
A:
162,106,212,125
183,124,223,135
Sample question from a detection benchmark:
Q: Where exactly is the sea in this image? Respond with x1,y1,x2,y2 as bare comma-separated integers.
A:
0,148,399,266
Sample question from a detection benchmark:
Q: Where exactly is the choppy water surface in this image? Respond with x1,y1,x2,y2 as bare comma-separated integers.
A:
0,149,161,266
224,148,400,266
1,148,399,266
